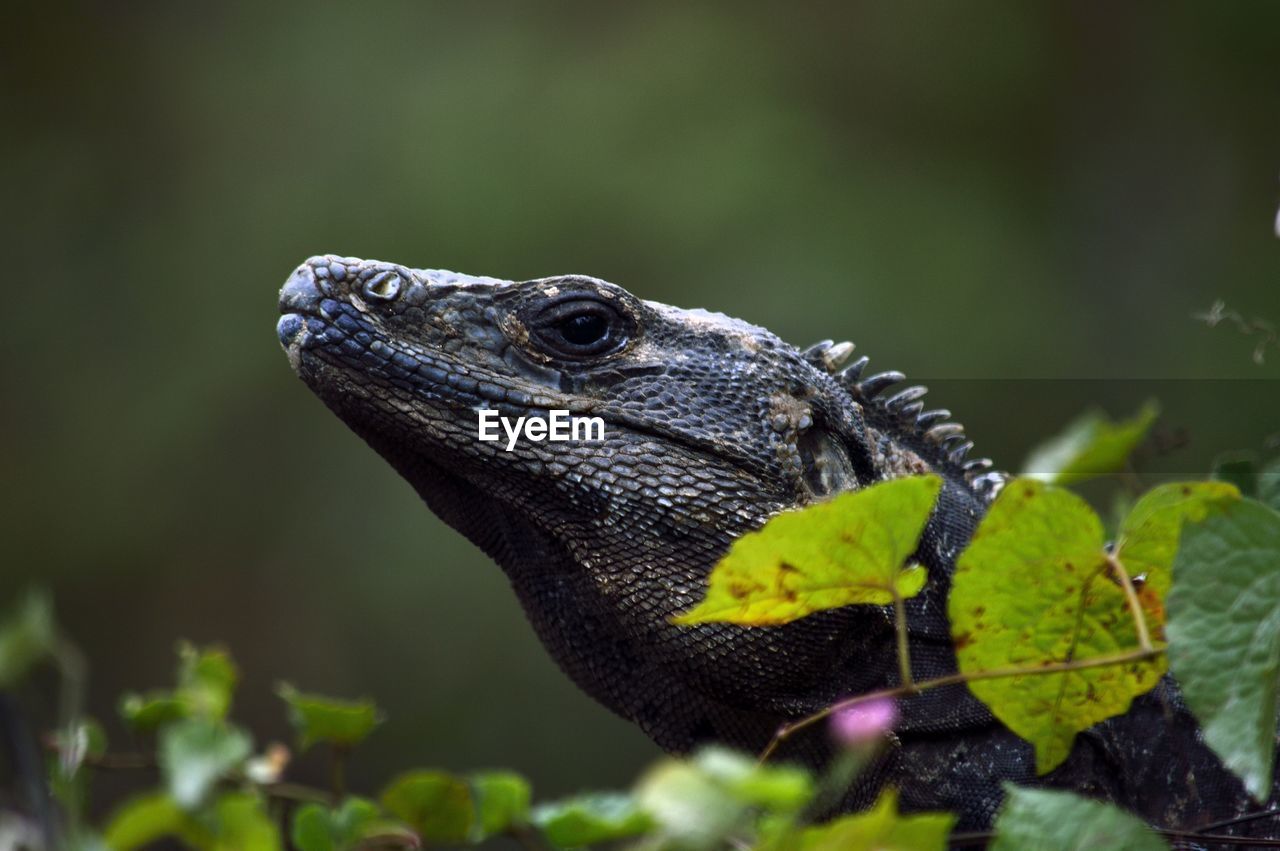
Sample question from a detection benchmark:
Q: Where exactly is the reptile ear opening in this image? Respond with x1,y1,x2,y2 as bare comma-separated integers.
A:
797,427,858,498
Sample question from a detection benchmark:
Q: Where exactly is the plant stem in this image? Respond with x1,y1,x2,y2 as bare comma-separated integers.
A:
330,745,349,801
759,645,1163,763
1108,553,1153,653
892,590,915,692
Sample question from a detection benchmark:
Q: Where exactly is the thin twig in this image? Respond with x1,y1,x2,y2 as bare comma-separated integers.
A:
1195,300,1279,365
260,781,332,804
952,826,1280,848
41,738,156,770
759,646,1163,762
1155,830,1280,847
1197,808,1280,832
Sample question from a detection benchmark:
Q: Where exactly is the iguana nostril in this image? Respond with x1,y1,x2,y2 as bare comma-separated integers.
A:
278,264,321,312
363,271,403,302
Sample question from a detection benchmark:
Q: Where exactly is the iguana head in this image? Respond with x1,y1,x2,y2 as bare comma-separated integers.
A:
277,254,996,752
277,255,885,516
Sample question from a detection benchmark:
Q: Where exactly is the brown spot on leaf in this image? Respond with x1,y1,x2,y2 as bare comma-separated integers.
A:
777,561,800,575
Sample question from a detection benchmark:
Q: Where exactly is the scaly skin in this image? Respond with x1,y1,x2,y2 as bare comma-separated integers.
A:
277,255,1274,838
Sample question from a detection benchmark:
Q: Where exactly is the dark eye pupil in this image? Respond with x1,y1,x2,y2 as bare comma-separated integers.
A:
559,312,608,346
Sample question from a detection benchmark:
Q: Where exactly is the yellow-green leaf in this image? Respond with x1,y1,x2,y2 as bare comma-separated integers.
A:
673,476,941,626
470,771,531,840
102,793,211,850
798,789,954,850
950,479,1166,773
1114,481,1240,601
209,792,282,851
1022,400,1159,485
177,643,238,721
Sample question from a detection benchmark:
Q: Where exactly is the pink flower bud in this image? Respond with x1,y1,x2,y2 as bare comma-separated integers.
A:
830,697,898,747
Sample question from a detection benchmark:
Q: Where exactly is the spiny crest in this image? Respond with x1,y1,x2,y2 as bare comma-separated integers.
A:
799,340,1005,501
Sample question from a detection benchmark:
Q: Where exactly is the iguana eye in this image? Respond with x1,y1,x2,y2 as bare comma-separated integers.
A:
559,311,608,346
531,298,629,358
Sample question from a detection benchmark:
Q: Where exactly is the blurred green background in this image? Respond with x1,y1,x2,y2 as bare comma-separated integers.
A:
3,0,1278,803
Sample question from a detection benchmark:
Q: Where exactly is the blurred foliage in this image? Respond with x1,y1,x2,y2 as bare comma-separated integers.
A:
277,685,382,753
7,436,1280,846
1022,400,1160,484
2,0,1278,810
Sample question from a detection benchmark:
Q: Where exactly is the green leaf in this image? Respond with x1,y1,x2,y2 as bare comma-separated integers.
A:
1259,457,1280,511
209,792,282,851
797,789,954,850
634,759,749,850
0,591,56,687
531,793,653,848
159,718,253,809
102,793,211,850
691,747,813,812
118,692,189,731
673,475,941,626
1114,481,1240,602
177,643,239,720
291,804,339,851
278,683,383,750
628,749,812,850
1022,400,1159,485
118,643,239,731
470,771,531,839
64,834,111,851
950,480,1168,773
991,785,1167,851
1166,497,1280,799
380,770,474,844
292,799,382,851
1212,452,1259,497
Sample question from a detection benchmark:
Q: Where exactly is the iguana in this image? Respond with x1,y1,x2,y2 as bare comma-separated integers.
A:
277,255,1277,840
